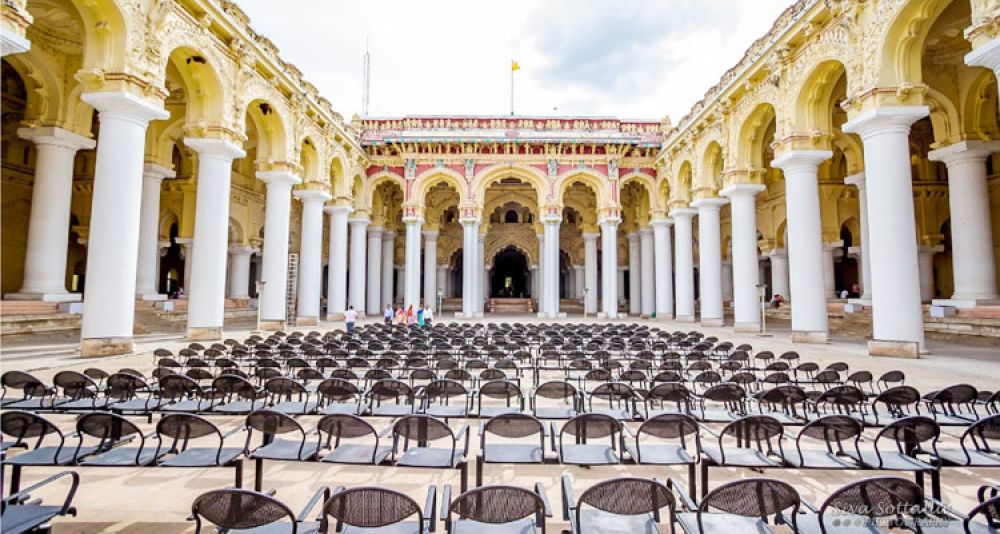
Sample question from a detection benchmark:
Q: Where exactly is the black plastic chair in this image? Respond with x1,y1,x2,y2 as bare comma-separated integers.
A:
244,410,321,491
924,384,981,425
477,380,525,418
316,378,367,415
847,415,942,499
159,374,222,413
321,485,436,534
861,385,922,426
624,414,700,501
672,477,799,534
699,415,785,498
422,380,474,419
935,414,1000,469
368,379,417,417
316,413,393,465
927,485,1000,534
530,381,579,420
780,415,862,470
0,471,79,534
644,382,694,419
212,375,269,414
265,377,318,415
0,371,56,410
155,413,245,487
782,476,922,534
76,412,165,467
443,483,552,533
555,413,623,466
476,413,546,486
692,383,746,423
1,411,97,495
191,486,329,534
584,382,637,420
561,476,675,534
392,415,470,492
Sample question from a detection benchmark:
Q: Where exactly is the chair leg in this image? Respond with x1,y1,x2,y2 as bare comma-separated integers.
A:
688,463,697,502
9,465,21,496
235,460,244,488
700,462,709,499
930,470,941,501
255,458,264,492
460,462,468,493
476,455,484,487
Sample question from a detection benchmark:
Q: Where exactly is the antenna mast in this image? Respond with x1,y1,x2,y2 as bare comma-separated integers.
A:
362,39,371,117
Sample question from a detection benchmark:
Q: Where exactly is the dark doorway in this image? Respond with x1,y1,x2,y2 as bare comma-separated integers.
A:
491,246,528,298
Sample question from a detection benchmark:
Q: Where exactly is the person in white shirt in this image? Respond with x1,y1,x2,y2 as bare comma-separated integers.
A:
424,306,434,326
383,304,393,325
344,305,357,333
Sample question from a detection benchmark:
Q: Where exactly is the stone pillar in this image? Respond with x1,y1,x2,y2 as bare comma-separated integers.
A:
436,265,447,305
599,218,620,318
573,265,585,301
928,141,1000,306
843,106,929,356
721,260,733,301
460,217,479,317
627,232,641,316
348,216,369,315
477,232,486,314
772,150,831,343
483,264,492,302
423,230,438,308
692,198,727,327
325,205,351,319
294,189,330,325
255,170,300,331
402,216,422,310
844,173,873,303
918,245,943,302
583,232,599,314
618,267,627,306
227,245,255,299
651,218,674,319
722,184,765,331
541,214,561,317
768,249,791,301
639,227,655,318
135,164,173,301
966,35,1000,82
670,207,697,322
78,92,168,356
175,238,193,295
7,128,95,302
381,231,396,307
823,241,844,299
366,226,383,315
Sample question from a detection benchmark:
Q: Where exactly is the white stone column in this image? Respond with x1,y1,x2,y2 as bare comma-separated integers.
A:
293,189,329,325
639,227,655,318
436,265,447,305
541,215,561,317
460,217,479,317
402,217,422,309
325,205,351,319
599,218,620,318
476,232,486,314
78,92,168,356
627,232,641,316
844,173,873,303
254,170,299,330
135,164,173,301
175,238,193,295
966,35,1000,82
381,231,396,307
573,265,585,301
618,267,627,306
227,245,255,299
583,232,599,314
843,106,929,355
822,242,843,299
721,260,733,301
772,150,832,343
529,265,539,302
348,216,369,316
692,198,727,326
7,128,95,302
483,264,492,302
670,207,697,322
423,230,438,308
767,249,790,300
651,218,674,319
722,184,765,331
184,139,248,339
928,141,1000,306
918,245,943,302
366,226,383,315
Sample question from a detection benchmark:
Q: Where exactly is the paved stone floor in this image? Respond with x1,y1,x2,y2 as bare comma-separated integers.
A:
2,314,998,533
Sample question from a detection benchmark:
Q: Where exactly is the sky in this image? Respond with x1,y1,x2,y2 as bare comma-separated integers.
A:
236,0,794,121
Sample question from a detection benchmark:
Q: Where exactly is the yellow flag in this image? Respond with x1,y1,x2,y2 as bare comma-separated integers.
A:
511,60,520,72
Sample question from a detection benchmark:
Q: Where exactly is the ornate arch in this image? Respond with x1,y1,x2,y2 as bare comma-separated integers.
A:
734,103,777,171
361,170,404,212
619,171,658,210
413,167,467,206
792,59,849,137
555,169,610,209
474,163,548,207
875,0,953,87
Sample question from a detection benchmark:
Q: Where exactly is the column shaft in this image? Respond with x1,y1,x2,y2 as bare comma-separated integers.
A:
845,173,873,302
627,232,641,316
651,219,674,318
295,190,329,324
693,199,727,326
639,228,655,317
542,219,560,317
348,217,369,314
423,231,438,308
461,220,478,316
325,206,351,318
671,208,697,322
136,164,172,300
583,233,599,313
366,226,383,315
256,171,299,329
403,218,422,309
722,184,765,331
228,246,254,299
382,232,396,306
599,220,619,318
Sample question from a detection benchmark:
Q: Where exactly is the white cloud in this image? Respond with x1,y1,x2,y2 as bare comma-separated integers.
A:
235,0,793,121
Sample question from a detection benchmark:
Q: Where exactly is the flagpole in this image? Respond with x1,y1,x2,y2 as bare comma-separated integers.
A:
510,61,514,116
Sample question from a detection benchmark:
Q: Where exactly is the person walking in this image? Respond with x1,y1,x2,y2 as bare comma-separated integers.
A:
417,305,425,327
344,305,357,334
424,306,434,327
383,304,393,325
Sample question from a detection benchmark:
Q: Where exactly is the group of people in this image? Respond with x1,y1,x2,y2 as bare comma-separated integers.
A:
342,304,434,333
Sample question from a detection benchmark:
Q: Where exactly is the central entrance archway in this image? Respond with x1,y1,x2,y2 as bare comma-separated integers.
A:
491,246,529,298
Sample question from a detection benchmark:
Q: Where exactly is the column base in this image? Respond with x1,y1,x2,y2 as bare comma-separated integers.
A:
297,316,318,326
80,337,134,358
138,293,167,301
868,339,920,358
674,315,696,323
326,312,346,321
186,327,223,341
791,331,828,344
734,322,761,333
652,314,675,322
700,318,724,327
454,312,484,319
258,320,286,331
5,291,82,303
931,297,1000,309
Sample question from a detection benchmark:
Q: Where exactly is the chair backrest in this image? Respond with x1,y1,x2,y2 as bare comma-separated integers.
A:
479,380,522,401
423,380,469,402
323,486,422,530
368,379,413,401
638,413,699,440
157,413,222,442
578,478,674,524
77,412,142,446
192,488,296,533
450,485,544,524
1,371,47,396
560,413,621,440
799,415,863,446
53,371,97,397
317,414,377,441
1,410,60,443
964,414,1000,452
874,385,921,408
699,478,799,525
719,416,784,451
393,414,454,442
534,381,577,400
876,416,939,449
819,477,923,520
483,413,544,439
246,410,305,437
